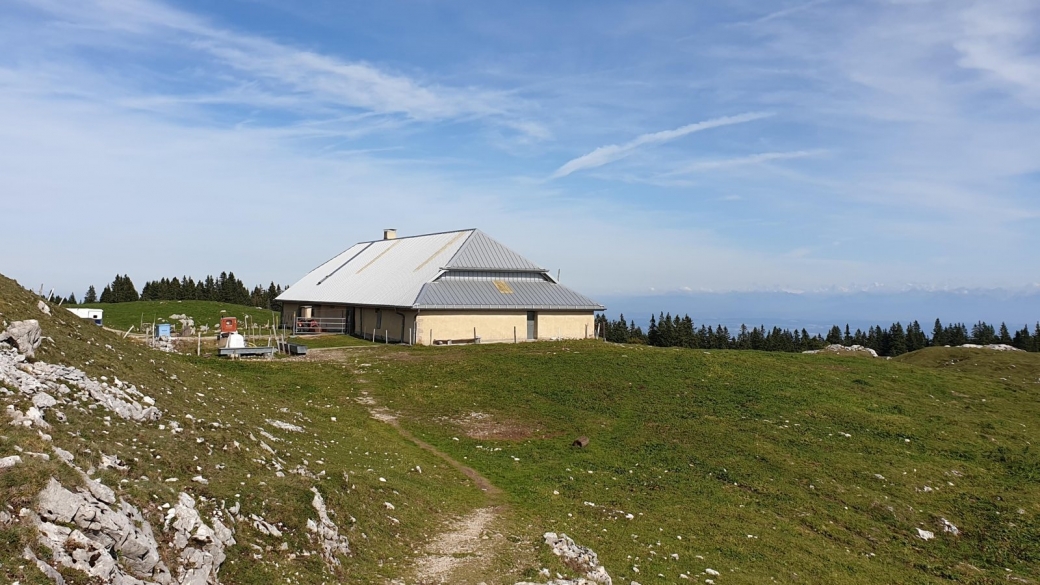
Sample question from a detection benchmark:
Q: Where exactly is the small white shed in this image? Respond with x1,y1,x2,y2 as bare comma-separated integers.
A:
67,308,103,326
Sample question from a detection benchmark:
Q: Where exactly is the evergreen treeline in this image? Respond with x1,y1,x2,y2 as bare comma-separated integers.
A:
597,314,1040,356
100,274,139,303
139,272,284,309
64,273,286,310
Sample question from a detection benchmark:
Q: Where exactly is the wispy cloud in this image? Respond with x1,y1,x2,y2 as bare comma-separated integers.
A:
954,2,1040,101
14,0,529,126
550,112,772,179
667,150,824,175
741,0,830,26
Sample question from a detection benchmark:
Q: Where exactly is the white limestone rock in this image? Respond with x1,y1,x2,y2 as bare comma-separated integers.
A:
0,319,43,358
307,487,351,567
32,392,58,409
542,532,612,585
35,478,171,583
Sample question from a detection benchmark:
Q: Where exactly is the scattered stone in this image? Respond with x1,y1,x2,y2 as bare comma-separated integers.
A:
266,419,304,433
916,528,935,540
0,347,160,422
250,514,283,537
307,487,351,567
52,447,74,464
541,532,612,584
99,453,128,471
941,518,960,536
0,455,22,469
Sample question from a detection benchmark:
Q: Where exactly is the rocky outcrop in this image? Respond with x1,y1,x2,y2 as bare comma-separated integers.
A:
515,533,612,585
0,345,160,422
307,487,351,567
959,343,1023,352
31,477,236,585
802,344,879,357
0,319,43,359
35,477,173,584
164,492,236,585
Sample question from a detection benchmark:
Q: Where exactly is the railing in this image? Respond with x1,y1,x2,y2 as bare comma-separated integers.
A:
293,317,348,335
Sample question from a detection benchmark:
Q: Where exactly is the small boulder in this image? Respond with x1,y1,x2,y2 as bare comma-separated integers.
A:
0,319,43,358
32,392,58,410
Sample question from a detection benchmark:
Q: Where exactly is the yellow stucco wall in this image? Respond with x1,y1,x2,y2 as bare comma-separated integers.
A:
536,311,597,341
416,311,526,345
415,310,596,345
284,304,597,345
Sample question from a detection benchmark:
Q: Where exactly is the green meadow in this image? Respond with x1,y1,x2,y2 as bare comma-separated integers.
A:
4,274,1040,583
69,300,281,333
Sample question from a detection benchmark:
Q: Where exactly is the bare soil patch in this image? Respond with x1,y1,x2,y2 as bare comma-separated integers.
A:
454,411,539,441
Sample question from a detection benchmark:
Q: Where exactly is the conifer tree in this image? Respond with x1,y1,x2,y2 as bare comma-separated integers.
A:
906,321,927,352
947,323,968,346
826,325,842,344
1012,326,1032,351
736,325,750,350
647,315,660,346
999,322,1012,345
83,285,97,303
971,321,996,345
679,315,695,348
658,313,675,347
932,319,945,346
888,322,907,356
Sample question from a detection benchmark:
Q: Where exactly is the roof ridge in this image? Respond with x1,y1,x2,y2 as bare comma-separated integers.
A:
354,228,475,245
443,230,545,271
439,229,478,271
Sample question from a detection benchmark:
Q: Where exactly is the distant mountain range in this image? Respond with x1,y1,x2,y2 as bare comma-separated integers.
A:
597,289,1040,334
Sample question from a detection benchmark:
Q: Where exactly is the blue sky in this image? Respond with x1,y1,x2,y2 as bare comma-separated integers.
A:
2,0,1039,303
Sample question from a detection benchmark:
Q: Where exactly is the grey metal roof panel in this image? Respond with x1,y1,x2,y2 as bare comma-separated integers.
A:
277,230,473,306
276,229,602,310
443,230,545,271
414,279,605,310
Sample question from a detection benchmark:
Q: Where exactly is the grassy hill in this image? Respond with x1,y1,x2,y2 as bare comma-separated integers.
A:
5,271,1040,584
0,276,485,584
69,300,281,333
242,341,1040,583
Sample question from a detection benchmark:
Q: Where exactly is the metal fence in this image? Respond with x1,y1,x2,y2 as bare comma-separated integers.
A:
293,317,347,335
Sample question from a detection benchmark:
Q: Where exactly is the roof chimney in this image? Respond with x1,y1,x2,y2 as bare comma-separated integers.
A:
383,228,397,240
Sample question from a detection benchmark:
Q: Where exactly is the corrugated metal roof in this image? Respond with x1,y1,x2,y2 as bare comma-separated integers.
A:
444,230,544,271
277,229,604,311
277,230,473,306
414,279,605,310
